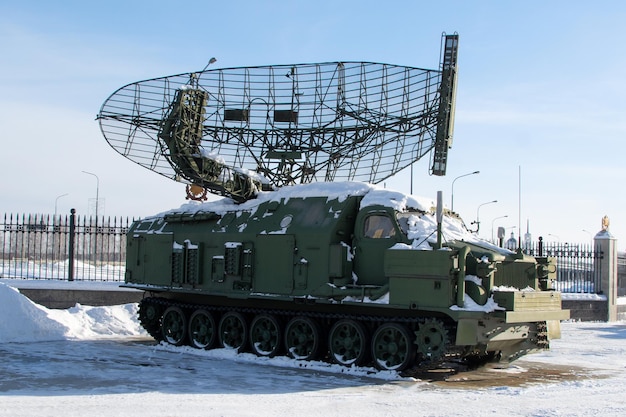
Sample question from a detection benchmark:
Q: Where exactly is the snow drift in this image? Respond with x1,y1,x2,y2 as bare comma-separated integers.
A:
0,282,145,343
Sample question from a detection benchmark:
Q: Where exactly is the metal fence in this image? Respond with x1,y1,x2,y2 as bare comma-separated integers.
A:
1,211,133,282
0,212,610,293
524,239,603,294
618,253,626,297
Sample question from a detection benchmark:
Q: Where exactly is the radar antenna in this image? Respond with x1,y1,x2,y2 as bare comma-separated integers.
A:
97,33,459,202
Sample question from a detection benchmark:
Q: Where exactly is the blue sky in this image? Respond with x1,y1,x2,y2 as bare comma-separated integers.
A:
1,0,625,248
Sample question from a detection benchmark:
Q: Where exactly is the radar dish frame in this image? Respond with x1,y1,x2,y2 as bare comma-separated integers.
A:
97,34,459,201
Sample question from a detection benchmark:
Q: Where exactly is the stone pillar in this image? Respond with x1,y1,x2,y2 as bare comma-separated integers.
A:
595,218,618,321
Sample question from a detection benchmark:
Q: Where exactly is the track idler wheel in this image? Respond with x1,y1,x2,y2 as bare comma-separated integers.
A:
138,299,164,341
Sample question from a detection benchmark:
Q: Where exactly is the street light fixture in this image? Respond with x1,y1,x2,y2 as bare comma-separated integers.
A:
54,193,69,218
491,215,508,243
201,57,217,72
451,171,479,212
472,199,497,234
81,171,100,219
82,171,100,264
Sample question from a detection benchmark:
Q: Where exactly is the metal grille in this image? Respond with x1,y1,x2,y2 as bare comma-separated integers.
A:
0,212,132,282
618,252,626,296
525,241,603,294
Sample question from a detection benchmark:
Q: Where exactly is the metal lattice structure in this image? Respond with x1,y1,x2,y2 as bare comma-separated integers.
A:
98,34,458,201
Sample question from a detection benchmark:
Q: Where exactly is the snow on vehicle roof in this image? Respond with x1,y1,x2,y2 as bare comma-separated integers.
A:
157,182,434,217
150,181,511,255
359,187,435,212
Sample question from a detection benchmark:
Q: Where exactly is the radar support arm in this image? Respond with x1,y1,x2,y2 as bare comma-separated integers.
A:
158,86,265,202
431,33,459,176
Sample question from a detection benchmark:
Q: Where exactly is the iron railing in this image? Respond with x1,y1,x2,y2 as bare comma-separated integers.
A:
525,239,603,294
0,212,612,293
618,252,626,297
1,211,133,282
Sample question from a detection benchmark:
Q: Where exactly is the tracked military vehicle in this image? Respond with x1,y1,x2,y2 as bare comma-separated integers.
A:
126,184,567,370
97,34,568,371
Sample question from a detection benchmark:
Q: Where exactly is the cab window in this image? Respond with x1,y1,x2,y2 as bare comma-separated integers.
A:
363,215,396,239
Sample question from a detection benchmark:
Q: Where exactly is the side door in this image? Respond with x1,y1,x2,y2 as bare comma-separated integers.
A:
127,232,173,286
352,209,401,286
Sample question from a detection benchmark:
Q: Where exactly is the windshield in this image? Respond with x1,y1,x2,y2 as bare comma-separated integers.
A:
396,210,515,255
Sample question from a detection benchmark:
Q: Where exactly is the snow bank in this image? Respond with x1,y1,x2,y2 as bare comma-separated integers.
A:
0,282,145,343
0,281,402,381
0,283,69,342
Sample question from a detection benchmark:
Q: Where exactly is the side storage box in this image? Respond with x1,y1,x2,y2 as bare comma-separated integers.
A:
385,249,458,308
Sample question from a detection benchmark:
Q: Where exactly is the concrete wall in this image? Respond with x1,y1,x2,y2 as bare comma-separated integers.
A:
562,299,608,322
618,304,626,321
19,288,144,309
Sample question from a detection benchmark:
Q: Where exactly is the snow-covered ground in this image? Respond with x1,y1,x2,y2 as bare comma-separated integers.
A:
1,282,625,416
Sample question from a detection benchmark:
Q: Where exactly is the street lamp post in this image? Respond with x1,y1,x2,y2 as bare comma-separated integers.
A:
491,215,508,243
82,171,100,264
473,200,497,234
54,193,69,218
201,57,217,72
451,171,479,212
53,193,68,262
81,171,100,219
548,234,560,242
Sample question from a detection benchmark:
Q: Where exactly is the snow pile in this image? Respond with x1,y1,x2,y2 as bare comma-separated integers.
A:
0,283,69,342
0,282,145,343
450,293,505,312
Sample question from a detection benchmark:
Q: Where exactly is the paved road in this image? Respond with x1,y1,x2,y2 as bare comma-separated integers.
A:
0,337,386,395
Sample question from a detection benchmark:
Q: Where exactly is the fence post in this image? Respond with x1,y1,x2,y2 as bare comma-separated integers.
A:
594,221,618,321
68,208,76,282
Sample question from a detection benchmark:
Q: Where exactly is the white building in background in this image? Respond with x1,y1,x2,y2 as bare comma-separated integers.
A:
506,232,518,250
524,219,532,251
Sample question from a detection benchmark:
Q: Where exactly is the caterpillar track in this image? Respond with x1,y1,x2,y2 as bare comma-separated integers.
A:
137,296,545,375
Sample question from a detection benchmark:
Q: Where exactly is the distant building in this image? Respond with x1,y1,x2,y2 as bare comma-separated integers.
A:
524,219,532,251
506,232,518,250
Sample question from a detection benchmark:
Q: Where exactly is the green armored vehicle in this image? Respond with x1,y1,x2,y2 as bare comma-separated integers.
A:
125,183,568,371
98,34,568,371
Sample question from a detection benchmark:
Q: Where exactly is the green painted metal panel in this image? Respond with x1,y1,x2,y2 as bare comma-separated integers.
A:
386,249,457,308
254,234,295,293
128,233,173,286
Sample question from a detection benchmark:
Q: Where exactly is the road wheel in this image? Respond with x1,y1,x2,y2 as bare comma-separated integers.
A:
161,306,187,346
249,314,282,357
219,311,248,352
371,323,414,371
328,319,368,366
188,309,217,349
284,317,321,360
